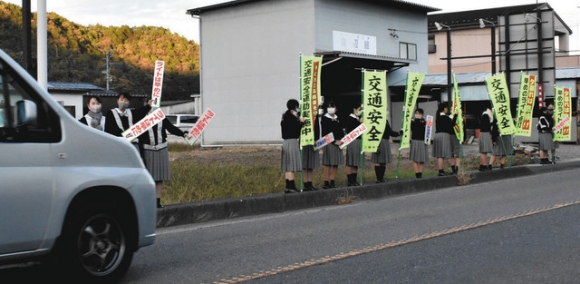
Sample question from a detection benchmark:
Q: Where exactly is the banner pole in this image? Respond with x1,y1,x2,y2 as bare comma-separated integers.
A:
359,69,365,185
299,53,303,192
396,72,409,179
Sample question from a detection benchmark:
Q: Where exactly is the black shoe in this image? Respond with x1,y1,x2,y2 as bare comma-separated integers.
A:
478,165,486,171
348,182,360,186
156,198,165,209
500,164,505,169
487,165,493,170
322,185,331,189
375,179,385,183
284,188,299,194
438,172,446,176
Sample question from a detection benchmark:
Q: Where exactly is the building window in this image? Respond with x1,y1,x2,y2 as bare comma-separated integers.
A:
428,34,436,54
399,42,417,60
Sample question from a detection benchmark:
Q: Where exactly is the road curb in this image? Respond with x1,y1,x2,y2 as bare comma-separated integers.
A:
156,162,572,228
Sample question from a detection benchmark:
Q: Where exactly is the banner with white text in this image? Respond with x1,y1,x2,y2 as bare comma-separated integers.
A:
122,108,165,142
150,60,165,107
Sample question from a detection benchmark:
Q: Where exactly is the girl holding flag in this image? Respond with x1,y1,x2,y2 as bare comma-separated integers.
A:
409,108,429,178
321,102,344,189
537,106,555,164
433,103,458,176
280,99,304,193
301,105,324,191
344,102,364,186
371,116,400,183
478,108,494,171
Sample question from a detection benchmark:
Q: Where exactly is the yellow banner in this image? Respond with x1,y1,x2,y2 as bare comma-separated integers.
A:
514,74,536,137
362,70,387,152
452,73,464,143
485,73,516,135
299,56,322,146
400,72,424,149
554,87,572,141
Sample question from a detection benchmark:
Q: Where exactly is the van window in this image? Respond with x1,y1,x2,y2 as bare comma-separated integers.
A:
0,62,61,143
181,115,199,124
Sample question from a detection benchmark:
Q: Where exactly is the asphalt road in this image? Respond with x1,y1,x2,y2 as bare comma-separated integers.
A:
2,166,580,283
122,167,580,284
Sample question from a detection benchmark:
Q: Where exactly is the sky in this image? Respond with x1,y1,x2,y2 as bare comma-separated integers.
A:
3,0,579,50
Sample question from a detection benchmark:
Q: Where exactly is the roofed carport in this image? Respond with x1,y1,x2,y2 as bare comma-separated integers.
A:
316,51,411,103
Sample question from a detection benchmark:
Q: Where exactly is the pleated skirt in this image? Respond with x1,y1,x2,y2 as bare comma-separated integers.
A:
450,135,460,157
144,147,171,181
538,132,555,151
410,139,429,163
371,139,393,164
322,143,344,166
493,135,513,156
345,139,362,167
281,139,302,172
479,132,493,154
301,145,320,170
432,132,452,159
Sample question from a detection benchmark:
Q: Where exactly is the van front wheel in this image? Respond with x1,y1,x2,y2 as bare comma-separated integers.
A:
60,202,134,283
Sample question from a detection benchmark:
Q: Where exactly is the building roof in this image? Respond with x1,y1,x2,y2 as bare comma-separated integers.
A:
47,82,105,91
187,0,440,16
428,2,572,34
391,67,580,87
47,82,147,97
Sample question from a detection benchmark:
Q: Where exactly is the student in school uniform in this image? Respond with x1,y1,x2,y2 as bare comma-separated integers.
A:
79,95,105,131
105,92,152,157
547,103,559,163
301,105,323,191
537,106,555,165
478,108,494,171
409,108,429,178
321,102,344,189
280,99,304,193
344,102,364,186
371,114,400,183
490,118,513,169
433,103,458,176
138,110,188,208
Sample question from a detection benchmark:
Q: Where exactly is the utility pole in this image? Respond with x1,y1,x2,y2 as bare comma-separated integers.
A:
103,50,112,90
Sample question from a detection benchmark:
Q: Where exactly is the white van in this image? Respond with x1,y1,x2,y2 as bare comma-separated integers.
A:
0,49,156,283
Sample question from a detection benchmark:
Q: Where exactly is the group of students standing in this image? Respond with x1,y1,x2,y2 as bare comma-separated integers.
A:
280,99,436,194
79,93,187,208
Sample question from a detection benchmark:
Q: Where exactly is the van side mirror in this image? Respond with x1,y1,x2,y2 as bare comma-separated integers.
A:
16,100,37,126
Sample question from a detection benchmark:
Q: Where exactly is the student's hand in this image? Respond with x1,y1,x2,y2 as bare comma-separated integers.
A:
335,140,343,146
299,117,305,123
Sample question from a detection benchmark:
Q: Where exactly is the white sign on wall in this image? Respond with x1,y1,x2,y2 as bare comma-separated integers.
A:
333,30,377,55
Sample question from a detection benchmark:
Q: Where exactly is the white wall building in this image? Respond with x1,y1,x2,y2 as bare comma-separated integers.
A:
188,0,438,145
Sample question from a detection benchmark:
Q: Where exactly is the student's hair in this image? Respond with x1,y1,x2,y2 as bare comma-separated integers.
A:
326,101,337,108
117,92,132,101
437,103,447,113
286,99,299,110
87,95,102,105
415,108,424,115
350,102,361,113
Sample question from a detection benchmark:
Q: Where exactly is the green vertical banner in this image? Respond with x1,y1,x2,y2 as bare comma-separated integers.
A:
515,74,536,137
485,73,516,135
362,70,387,153
451,73,464,143
299,56,322,146
554,87,572,141
400,72,424,149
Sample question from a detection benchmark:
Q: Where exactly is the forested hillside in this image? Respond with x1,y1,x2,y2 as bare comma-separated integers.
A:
0,1,199,100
